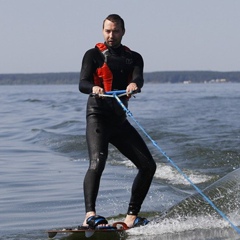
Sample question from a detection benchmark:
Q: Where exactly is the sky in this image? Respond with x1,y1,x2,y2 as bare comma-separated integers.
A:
1,0,240,74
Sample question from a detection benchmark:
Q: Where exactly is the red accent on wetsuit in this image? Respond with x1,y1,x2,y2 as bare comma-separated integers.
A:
94,43,131,92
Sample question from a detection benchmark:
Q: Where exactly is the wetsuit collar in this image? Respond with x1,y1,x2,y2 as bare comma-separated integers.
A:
104,42,123,56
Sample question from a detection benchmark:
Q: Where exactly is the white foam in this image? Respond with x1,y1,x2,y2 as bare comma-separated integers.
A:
110,160,212,185
128,215,228,236
154,163,213,185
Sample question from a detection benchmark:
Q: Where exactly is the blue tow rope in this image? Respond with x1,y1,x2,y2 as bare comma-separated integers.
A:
103,90,240,234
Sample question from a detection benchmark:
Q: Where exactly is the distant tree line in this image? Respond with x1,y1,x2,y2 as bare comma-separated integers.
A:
0,71,240,85
144,71,240,83
0,72,79,85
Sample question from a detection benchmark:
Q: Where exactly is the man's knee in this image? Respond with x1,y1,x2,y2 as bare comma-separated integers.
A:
89,152,107,173
139,158,156,176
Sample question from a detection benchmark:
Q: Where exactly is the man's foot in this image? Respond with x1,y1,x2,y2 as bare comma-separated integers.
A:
124,215,149,228
124,214,137,228
82,211,96,226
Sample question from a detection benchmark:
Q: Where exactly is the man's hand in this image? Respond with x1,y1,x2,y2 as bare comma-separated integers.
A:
92,86,104,94
126,83,138,96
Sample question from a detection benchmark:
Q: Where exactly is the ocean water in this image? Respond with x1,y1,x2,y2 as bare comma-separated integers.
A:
0,83,240,240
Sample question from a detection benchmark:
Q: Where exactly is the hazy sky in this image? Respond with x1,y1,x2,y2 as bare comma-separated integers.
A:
1,0,240,73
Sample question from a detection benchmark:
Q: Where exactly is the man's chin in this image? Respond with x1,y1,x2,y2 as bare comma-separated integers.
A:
107,42,114,46
106,42,120,48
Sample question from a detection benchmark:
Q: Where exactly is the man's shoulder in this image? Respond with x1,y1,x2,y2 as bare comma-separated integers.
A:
83,47,102,60
128,49,143,61
130,50,142,57
85,47,100,55
123,45,142,57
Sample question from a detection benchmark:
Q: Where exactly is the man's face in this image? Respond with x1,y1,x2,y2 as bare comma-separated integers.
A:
102,19,125,48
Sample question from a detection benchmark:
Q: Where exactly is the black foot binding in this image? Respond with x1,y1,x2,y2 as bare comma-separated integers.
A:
87,215,108,229
132,217,149,227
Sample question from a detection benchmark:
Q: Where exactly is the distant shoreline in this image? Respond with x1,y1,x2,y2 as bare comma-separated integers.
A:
0,71,240,85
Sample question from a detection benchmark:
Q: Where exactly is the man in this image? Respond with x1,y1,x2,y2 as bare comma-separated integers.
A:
79,14,156,229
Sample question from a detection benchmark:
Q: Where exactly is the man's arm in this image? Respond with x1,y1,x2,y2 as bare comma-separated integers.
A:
79,49,99,94
130,51,144,89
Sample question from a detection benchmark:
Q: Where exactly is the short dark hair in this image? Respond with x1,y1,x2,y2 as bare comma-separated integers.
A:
103,14,125,31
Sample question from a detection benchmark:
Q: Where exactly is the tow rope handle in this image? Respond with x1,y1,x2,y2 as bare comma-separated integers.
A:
90,89,140,98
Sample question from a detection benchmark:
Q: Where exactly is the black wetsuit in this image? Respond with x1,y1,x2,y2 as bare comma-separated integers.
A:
79,43,156,215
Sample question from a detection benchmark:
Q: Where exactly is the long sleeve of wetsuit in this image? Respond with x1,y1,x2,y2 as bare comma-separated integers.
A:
79,48,100,94
129,50,144,89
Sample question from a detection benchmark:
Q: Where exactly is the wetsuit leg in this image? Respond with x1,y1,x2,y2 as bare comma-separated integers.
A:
83,115,109,213
110,120,156,215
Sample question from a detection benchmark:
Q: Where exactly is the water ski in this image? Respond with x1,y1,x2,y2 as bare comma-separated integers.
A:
47,222,128,239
